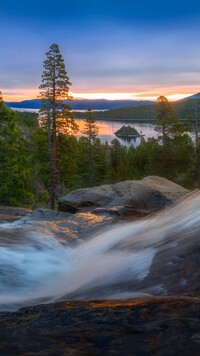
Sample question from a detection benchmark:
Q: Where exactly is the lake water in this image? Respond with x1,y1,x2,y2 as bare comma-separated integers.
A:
76,119,158,147
12,107,158,147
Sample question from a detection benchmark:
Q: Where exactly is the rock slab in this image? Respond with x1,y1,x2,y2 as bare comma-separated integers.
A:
0,298,199,355
58,176,189,213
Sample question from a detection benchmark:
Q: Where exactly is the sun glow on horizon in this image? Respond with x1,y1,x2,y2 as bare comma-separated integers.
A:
71,91,193,102
2,88,196,103
164,93,192,101
71,92,140,101
2,88,39,102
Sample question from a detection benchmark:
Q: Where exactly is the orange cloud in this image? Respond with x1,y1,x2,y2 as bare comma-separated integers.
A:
2,88,39,102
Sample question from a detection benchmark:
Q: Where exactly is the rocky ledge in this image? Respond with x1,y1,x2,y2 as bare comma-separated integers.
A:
0,298,199,355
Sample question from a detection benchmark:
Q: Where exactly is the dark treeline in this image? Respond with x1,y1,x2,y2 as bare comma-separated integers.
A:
0,93,198,208
73,98,200,123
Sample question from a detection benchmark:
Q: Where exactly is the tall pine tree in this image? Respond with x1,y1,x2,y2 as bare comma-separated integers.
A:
39,43,78,209
155,96,178,145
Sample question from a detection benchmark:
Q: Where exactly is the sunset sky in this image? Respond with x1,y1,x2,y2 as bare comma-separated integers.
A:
1,0,200,102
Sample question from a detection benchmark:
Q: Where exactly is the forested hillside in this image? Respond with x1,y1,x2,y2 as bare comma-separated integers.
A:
74,98,200,122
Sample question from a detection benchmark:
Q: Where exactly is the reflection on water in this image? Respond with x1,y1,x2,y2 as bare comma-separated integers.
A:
11,108,158,148
76,119,158,147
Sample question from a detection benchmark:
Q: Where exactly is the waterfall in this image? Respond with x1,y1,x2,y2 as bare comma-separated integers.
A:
0,191,199,311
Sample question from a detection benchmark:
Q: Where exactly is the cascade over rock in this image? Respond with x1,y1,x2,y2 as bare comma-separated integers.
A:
0,177,199,355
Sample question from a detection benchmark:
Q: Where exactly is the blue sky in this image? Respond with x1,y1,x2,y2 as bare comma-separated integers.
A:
1,0,200,101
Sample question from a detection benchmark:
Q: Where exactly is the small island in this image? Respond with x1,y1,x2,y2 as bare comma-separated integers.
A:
114,125,141,138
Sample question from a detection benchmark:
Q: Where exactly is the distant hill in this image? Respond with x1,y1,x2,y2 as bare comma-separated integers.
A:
173,98,200,121
6,99,41,109
6,94,200,122
6,98,154,111
182,92,200,100
90,105,156,121
85,97,200,122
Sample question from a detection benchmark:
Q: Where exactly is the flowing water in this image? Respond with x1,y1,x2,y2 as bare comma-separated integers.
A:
0,191,199,311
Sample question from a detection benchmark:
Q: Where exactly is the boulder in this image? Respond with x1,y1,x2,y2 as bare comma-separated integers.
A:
58,176,189,213
141,175,190,201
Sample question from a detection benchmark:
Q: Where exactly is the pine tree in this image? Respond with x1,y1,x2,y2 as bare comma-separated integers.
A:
39,43,78,209
0,93,33,206
82,108,99,141
109,139,128,182
80,108,100,187
155,96,178,145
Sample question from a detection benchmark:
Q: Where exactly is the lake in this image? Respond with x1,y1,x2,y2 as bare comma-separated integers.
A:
76,119,158,147
12,107,158,147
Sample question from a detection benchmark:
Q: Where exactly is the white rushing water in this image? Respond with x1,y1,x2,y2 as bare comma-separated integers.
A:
0,191,199,311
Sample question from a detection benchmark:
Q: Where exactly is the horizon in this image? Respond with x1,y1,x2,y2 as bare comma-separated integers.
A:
3,92,195,103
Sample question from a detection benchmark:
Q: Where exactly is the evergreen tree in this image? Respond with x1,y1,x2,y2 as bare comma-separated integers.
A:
155,96,178,145
39,43,78,209
103,141,112,183
0,93,33,206
109,139,128,182
82,108,99,141
81,108,100,186
31,126,50,205
57,134,81,191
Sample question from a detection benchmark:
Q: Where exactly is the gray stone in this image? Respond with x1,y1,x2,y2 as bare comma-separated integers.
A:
32,208,71,221
0,206,32,222
58,176,189,213
141,175,189,201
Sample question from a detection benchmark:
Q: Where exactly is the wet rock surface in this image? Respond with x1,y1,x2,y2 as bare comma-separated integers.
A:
0,298,199,355
0,206,117,246
31,208,72,221
0,206,32,222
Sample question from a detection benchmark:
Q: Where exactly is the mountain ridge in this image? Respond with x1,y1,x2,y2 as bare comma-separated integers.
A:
181,92,200,100
6,98,154,110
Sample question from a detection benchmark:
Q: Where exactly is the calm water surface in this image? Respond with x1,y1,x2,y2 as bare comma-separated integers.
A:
76,119,158,147
12,107,158,147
